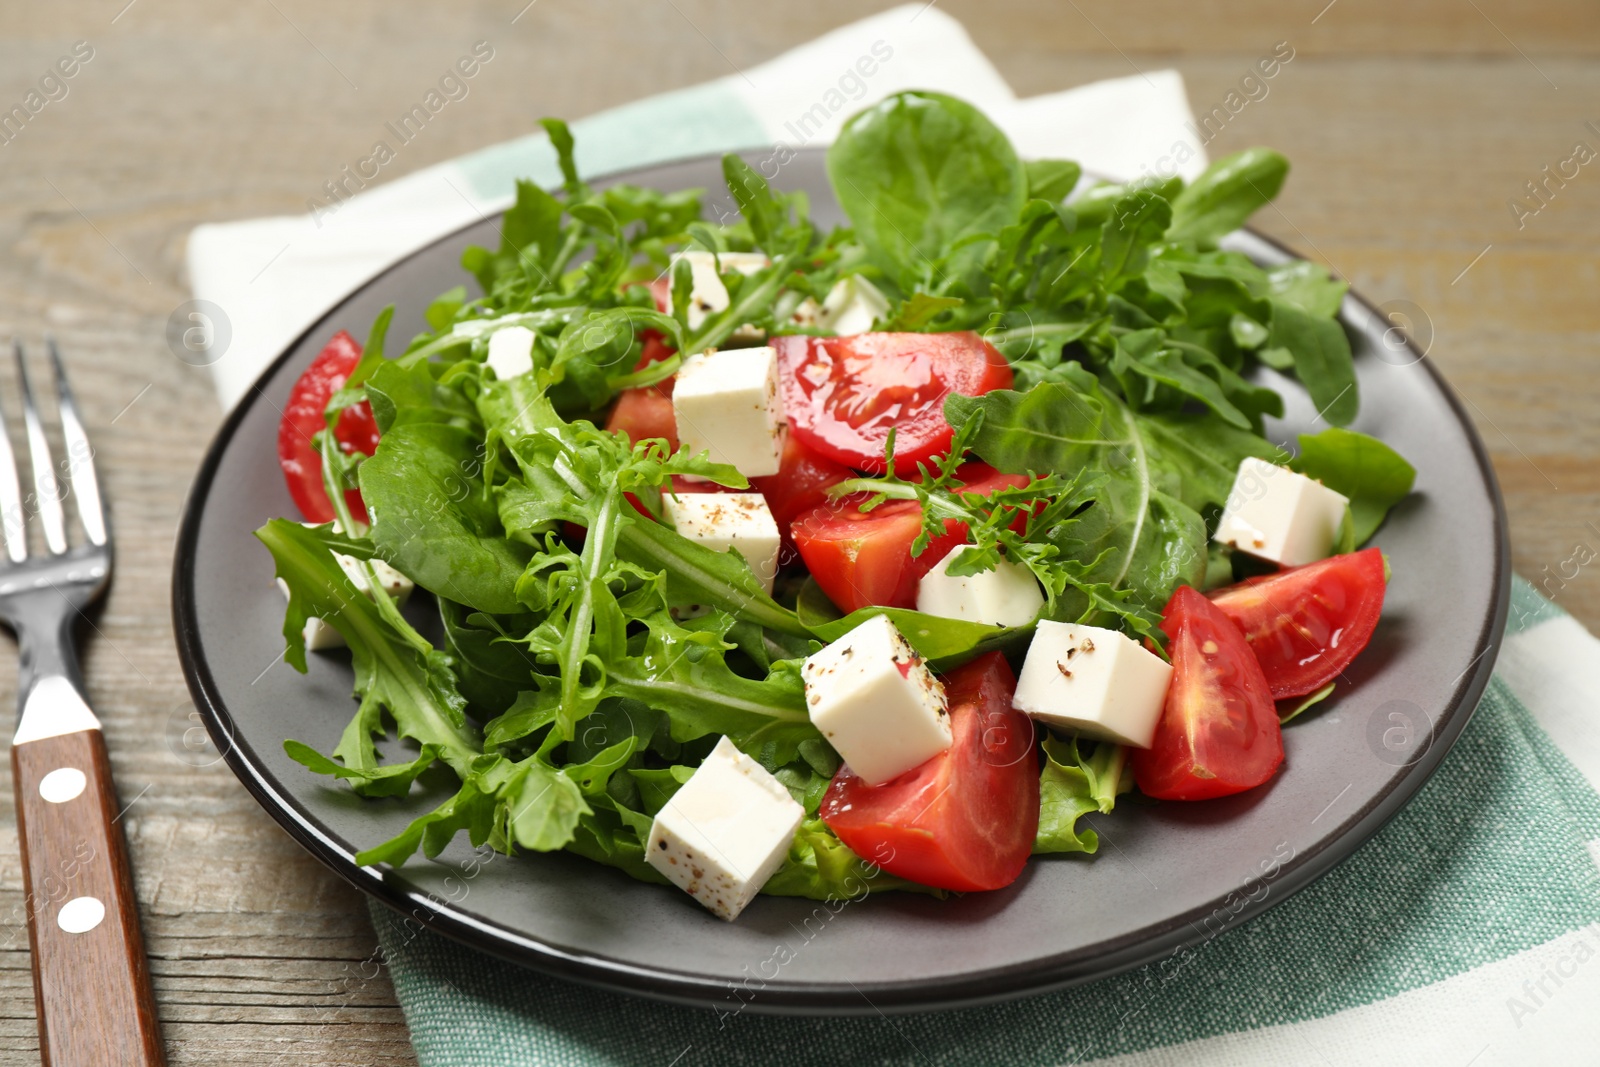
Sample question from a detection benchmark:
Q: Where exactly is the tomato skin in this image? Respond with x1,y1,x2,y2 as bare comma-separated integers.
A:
790,464,1029,612
773,332,1013,475
1133,586,1284,801
820,652,1039,892
1209,548,1387,699
604,330,680,449
277,330,379,524
752,435,853,566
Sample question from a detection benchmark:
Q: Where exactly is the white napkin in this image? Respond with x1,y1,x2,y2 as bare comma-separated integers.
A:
186,5,1205,410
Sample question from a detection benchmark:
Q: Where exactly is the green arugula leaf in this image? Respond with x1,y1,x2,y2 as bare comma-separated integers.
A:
1267,300,1359,426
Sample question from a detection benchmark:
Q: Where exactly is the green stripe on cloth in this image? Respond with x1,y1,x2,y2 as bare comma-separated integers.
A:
370,628,1600,1066
455,80,769,202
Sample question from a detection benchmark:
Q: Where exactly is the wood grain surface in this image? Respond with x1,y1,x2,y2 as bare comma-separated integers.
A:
1,1,1597,1063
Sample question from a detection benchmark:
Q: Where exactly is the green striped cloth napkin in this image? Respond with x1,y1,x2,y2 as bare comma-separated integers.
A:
372,576,1600,1064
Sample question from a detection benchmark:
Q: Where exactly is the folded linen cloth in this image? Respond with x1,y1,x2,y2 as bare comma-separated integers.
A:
187,7,1600,1063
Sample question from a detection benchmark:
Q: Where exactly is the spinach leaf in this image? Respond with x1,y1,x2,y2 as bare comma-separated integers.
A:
1166,148,1289,245
358,422,532,616
827,91,1026,291
1291,427,1416,543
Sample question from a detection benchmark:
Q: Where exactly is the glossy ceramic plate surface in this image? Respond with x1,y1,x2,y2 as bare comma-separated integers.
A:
174,149,1509,1015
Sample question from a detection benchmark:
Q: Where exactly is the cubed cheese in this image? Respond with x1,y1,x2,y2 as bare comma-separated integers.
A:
801,614,951,785
1012,621,1173,748
277,525,413,651
485,325,535,381
816,275,890,336
673,346,784,477
645,736,803,921
661,492,781,593
916,545,1044,627
670,250,770,331
1214,457,1349,566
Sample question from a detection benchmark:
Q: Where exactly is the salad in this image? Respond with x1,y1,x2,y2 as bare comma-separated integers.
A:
262,92,1416,921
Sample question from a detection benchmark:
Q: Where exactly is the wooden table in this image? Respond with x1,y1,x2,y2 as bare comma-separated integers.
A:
1,1,1596,1062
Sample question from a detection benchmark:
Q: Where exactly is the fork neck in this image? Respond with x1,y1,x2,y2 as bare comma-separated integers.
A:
9,594,98,743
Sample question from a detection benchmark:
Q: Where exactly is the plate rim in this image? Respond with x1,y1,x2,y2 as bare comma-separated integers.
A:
172,147,1511,1015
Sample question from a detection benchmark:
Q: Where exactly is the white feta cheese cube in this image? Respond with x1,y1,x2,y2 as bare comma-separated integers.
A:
646,736,803,921
816,275,890,336
917,545,1044,628
670,250,770,331
673,346,784,477
485,325,536,381
662,492,782,593
1013,622,1173,748
1214,457,1350,567
801,614,951,786
277,529,413,652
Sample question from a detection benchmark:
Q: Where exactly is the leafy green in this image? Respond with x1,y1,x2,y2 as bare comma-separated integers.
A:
1279,682,1336,725
1024,159,1082,203
827,90,1026,292
1267,300,1359,426
264,99,1410,903
359,423,532,615
1034,735,1131,854
795,579,1026,667
948,369,1251,627
831,412,1167,641
1167,148,1289,245
1291,428,1417,543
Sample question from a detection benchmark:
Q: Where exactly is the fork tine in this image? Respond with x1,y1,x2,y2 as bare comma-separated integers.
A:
0,345,24,563
14,341,68,555
47,339,107,547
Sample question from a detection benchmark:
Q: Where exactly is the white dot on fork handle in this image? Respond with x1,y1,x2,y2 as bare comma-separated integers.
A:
39,767,87,804
57,897,105,935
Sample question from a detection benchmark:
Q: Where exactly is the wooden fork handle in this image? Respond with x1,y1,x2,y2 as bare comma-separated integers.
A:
12,728,165,1066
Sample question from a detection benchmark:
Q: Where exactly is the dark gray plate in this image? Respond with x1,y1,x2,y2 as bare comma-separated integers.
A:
173,149,1509,1015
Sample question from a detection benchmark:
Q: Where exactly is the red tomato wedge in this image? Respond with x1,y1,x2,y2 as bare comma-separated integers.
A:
277,330,380,524
1209,548,1387,699
1133,586,1284,801
772,332,1013,474
820,652,1039,892
752,435,853,565
790,464,1029,613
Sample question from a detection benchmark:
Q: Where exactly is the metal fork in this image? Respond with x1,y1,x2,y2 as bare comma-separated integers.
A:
3,340,164,1066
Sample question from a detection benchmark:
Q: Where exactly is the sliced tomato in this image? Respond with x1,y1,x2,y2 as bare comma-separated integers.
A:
773,332,1013,474
819,652,1038,892
277,330,380,524
604,329,680,449
752,435,853,565
790,464,1028,612
1133,586,1284,801
606,386,677,449
1208,548,1387,700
